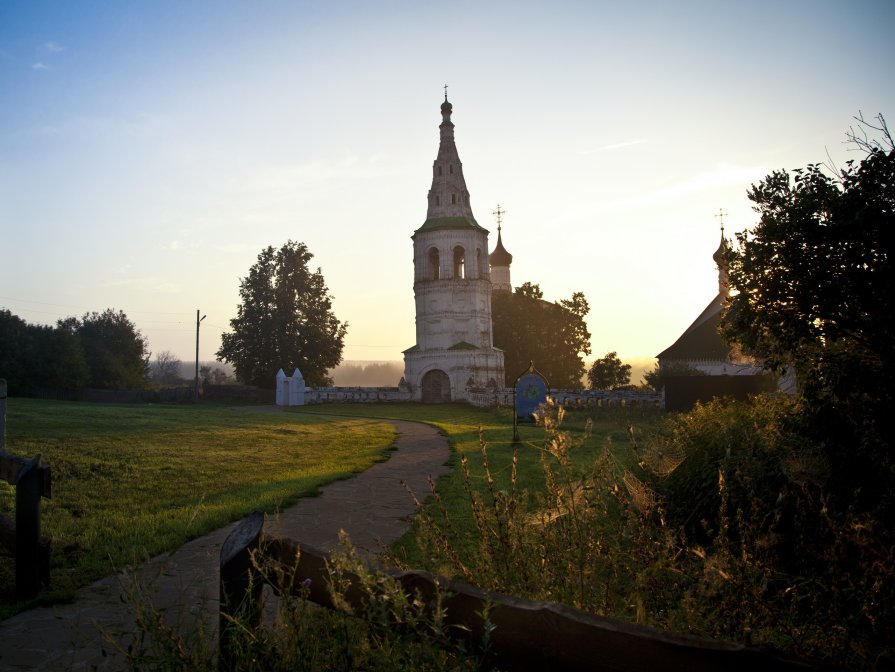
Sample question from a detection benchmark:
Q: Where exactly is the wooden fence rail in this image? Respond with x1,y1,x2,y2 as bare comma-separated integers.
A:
0,379,53,599
219,513,824,672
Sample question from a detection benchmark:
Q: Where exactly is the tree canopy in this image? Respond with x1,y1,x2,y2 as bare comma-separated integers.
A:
70,309,150,389
217,241,347,388
586,351,632,390
491,283,591,388
722,146,893,398
721,129,893,503
1,307,147,394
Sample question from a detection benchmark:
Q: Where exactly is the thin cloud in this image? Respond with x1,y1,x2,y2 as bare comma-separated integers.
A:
32,62,50,70
639,163,770,202
103,275,182,294
44,42,64,53
577,139,648,155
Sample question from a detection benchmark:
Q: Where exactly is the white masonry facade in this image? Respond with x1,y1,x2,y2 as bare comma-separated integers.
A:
402,96,505,402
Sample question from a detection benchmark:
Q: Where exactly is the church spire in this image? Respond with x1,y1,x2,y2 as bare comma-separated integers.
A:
422,94,481,226
713,209,730,297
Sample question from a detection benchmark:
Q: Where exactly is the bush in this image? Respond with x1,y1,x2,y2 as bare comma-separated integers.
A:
407,398,893,668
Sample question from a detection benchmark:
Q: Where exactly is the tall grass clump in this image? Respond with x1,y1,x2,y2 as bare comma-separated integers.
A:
403,396,894,670
110,534,493,672
640,395,894,668
401,402,671,621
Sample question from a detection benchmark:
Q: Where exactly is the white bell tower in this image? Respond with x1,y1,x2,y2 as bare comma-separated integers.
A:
403,93,505,402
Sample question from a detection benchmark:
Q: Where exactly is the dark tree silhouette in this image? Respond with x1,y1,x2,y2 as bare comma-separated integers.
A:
721,130,894,504
587,351,632,390
67,309,149,389
492,283,591,388
217,241,347,388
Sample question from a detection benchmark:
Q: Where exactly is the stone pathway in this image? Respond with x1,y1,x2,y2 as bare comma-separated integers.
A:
0,411,451,671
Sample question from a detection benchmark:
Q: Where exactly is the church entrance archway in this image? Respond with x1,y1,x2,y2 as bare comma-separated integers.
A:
421,369,451,403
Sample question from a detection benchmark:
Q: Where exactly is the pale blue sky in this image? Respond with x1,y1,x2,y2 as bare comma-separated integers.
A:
2,1,893,378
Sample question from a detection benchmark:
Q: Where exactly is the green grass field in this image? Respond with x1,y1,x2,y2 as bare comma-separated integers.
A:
0,399,397,616
1,398,655,618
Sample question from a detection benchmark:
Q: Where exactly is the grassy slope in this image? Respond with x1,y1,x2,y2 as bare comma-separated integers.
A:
1,399,396,614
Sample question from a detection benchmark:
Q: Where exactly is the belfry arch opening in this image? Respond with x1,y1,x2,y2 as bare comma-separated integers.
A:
428,247,440,280
453,246,466,279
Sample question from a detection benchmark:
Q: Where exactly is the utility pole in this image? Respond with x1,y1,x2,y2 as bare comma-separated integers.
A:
195,310,206,400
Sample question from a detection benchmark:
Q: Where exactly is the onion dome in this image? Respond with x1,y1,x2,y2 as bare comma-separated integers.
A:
489,227,513,266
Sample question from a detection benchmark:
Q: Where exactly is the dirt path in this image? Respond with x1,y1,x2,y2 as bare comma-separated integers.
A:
0,410,450,671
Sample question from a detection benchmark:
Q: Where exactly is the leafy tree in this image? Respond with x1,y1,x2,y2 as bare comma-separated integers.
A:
0,309,33,393
642,361,706,393
721,122,894,504
491,283,591,388
217,240,347,388
515,281,543,300
66,309,150,389
586,351,632,390
29,322,89,390
0,308,89,394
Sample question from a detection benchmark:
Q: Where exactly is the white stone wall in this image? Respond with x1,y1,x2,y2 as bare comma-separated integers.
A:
490,264,511,293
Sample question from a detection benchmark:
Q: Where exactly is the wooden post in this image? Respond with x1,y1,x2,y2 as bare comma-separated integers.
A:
219,511,264,671
15,454,43,599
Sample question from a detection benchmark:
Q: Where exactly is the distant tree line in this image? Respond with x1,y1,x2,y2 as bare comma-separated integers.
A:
0,308,149,395
329,361,404,387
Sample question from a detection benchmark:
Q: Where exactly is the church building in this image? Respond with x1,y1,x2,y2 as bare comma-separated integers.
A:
402,96,506,402
656,227,778,410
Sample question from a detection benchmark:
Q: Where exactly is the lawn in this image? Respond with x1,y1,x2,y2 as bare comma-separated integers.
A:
0,399,397,616
1,398,656,618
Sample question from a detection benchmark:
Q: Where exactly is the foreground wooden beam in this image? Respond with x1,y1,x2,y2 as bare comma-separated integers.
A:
218,511,264,672
220,514,823,672
0,448,53,599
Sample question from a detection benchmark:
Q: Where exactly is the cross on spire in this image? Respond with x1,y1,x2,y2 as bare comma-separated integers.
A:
492,203,505,231
715,208,728,236
443,83,448,101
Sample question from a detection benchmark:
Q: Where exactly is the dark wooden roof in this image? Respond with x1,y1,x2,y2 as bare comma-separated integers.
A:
656,293,732,361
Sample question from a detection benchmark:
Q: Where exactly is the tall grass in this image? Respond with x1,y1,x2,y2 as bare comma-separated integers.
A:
394,397,893,669
108,531,493,671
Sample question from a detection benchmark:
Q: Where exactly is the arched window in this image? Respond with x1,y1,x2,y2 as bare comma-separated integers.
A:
476,249,482,278
429,248,440,280
449,164,454,174
438,166,442,176
436,195,440,206
453,246,466,279
451,194,456,205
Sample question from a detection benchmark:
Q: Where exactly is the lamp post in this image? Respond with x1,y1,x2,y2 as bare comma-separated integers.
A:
195,310,206,400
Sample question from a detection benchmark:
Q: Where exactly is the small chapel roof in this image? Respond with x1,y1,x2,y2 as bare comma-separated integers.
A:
657,223,734,362
656,293,731,361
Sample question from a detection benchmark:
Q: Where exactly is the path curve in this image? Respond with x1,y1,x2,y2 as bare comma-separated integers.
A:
0,410,451,671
